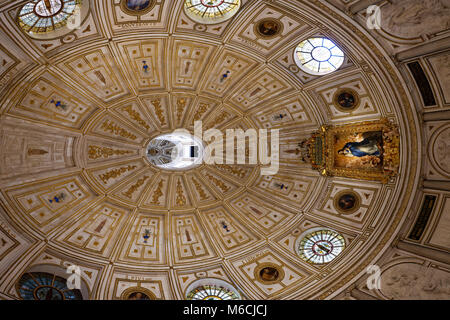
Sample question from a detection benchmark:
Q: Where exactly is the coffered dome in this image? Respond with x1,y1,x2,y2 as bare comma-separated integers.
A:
0,0,448,301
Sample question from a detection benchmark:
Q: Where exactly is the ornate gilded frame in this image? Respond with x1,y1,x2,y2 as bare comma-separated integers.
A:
309,118,400,183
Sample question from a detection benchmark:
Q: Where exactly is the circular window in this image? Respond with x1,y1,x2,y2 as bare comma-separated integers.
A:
296,228,345,264
17,272,83,300
184,0,241,25
186,279,241,300
294,37,344,75
18,0,86,39
146,132,204,171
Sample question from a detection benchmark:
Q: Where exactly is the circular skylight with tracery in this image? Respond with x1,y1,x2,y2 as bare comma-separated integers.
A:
294,37,345,75
186,279,241,300
296,229,345,264
184,0,241,24
18,0,81,36
187,285,240,300
17,272,83,300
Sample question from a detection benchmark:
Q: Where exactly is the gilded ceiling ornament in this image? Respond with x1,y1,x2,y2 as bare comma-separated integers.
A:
284,140,311,163
88,146,132,160
122,105,150,130
205,173,230,193
191,177,209,200
151,98,166,126
101,120,137,140
193,103,209,121
176,98,187,122
206,111,230,130
175,180,187,206
215,164,246,179
123,176,149,199
99,165,137,184
150,179,164,205
27,148,49,156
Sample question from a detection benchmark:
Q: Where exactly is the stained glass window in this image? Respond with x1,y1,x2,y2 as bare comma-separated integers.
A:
17,272,83,300
294,37,345,75
187,284,240,300
18,0,82,36
184,0,241,24
296,229,345,264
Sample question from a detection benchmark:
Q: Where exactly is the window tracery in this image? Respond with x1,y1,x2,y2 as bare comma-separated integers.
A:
17,272,83,300
18,0,82,37
296,228,345,264
294,37,344,75
184,0,241,24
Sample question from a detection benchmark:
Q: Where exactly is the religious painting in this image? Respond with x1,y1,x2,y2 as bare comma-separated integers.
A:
256,19,282,38
127,0,150,10
334,190,361,214
260,267,279,281
308,119,400,183
127,292,151,300
255,264,284,284
335,130,383,170
121,0,154,14
121,287,154,300
334,88,360,111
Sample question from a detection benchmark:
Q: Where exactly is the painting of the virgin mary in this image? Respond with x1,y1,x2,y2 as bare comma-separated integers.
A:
334,130,383,170
338,138,381,157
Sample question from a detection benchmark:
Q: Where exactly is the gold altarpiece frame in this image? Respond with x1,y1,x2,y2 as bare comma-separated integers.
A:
309,119,400,183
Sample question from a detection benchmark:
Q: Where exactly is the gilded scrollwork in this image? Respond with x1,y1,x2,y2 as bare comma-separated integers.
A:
88,146,133,160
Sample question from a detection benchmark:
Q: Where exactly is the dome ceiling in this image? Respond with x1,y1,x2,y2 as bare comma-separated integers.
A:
0,0,420,300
